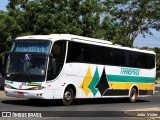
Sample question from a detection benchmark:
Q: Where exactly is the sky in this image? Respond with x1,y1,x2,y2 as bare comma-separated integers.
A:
0,0,7,11
0,0,160,48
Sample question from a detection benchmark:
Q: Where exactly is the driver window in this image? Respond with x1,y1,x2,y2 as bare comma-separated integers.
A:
47,41,66,80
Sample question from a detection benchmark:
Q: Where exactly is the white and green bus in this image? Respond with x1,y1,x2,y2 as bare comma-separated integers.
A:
4,34,156,105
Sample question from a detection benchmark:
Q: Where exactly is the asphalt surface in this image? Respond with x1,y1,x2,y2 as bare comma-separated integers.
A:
0,82,160,120
0,94,160,111
156,86,160,91
0,88,160,118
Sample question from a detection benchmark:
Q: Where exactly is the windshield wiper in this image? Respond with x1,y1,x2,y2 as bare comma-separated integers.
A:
5,72,19,81
23,61,32,83
26,70,32,83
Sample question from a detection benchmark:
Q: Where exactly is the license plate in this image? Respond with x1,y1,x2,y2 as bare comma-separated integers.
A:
17,92,24,96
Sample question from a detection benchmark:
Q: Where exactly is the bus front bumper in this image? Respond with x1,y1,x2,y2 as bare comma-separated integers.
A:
4,87,44,99
4,88,62,99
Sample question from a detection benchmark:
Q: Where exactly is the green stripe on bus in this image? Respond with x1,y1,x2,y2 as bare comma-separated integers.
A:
30,82,41,84
107,75,155,83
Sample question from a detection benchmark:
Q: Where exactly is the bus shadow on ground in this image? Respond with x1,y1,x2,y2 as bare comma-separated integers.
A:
1,98,150,107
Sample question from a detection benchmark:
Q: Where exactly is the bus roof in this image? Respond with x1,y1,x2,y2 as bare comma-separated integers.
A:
16,34,155,54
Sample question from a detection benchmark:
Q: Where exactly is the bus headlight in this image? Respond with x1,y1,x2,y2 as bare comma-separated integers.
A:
5,84,12,89
30,86,44,90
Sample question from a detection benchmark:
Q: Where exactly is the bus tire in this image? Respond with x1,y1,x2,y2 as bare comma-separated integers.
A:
62,87,74,106
129,88,137,103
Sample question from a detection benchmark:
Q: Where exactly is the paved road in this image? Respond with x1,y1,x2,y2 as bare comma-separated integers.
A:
0,95,160,111
155,86,160,91
0,96,160,120
0,86,160,119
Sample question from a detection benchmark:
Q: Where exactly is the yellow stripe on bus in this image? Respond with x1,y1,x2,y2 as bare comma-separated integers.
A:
109,82,155,90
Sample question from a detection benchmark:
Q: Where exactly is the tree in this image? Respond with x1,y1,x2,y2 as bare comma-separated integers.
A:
102,0,160,47
79,0,103,38
3,0,160,49
0,10,16,53
0,0,104,53
5,0,103,37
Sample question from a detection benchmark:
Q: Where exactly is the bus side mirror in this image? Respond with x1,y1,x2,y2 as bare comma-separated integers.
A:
1,51,9,76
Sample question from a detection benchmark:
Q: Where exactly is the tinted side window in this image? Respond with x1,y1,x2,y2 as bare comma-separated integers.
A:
130,52,155,69
147,54,155,69
84,45,98,64
66,41,155,69
136,53,148,68
101,47,113,65
112,49,126,66
67,41,113,65
67,42,83,63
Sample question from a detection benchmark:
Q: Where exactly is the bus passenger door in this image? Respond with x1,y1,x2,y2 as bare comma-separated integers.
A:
47,41,66,80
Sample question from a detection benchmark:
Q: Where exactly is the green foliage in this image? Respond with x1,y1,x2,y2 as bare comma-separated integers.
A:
2,0,103,43
0,11,14,52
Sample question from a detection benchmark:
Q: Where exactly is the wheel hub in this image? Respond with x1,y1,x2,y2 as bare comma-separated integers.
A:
64,91,71,101
131,92,136,100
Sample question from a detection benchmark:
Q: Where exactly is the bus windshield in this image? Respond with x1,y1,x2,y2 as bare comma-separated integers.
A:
5,52,48,82
11,40,51,53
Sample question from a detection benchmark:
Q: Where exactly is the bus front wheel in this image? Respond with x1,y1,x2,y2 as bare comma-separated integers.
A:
129,88,137,103
62,87,74,106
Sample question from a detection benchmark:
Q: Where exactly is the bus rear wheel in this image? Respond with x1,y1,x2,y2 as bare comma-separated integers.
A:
129,88,137,103
62,87,74,106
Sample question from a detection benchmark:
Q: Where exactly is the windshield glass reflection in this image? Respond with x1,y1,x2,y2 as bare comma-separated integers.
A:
6,53,48,82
